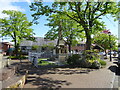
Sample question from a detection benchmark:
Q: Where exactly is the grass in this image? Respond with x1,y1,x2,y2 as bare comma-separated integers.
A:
38,58,55,66
7,55,27,59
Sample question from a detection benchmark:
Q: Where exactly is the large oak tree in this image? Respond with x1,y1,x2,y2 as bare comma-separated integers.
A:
30,1,118,50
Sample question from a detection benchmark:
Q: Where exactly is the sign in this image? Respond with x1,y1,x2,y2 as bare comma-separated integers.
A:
102,30,111,34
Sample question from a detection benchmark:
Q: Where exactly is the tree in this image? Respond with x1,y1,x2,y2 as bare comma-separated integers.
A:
30,2,118,50
93,32,117,53
0,10,35,56
45,13,85,52
32,45,39,50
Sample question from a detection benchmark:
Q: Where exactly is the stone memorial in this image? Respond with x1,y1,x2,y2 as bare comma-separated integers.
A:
28,52,38,68
56,40,68,65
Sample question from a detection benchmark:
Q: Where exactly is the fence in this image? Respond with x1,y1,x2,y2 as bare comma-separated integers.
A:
28,51,74,67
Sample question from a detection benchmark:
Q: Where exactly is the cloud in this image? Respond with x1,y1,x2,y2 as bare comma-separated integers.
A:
26,0,32,4
0,0,32,18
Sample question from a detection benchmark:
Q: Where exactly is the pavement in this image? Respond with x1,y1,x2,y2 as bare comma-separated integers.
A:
0,55,118,89
10,57,118,89
113,57,120,89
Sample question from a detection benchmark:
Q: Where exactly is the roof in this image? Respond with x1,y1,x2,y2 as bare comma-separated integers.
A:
20,37,58,46
1,42,13,46
71,46,85,51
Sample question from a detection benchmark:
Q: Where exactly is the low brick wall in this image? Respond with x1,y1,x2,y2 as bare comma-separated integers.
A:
7,71,28,88
0,64,22,81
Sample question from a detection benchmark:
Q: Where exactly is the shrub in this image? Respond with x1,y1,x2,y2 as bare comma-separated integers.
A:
67,54,81,65
91,60,101,69
98,59,106,66
79,59,92,68
66,50,106,69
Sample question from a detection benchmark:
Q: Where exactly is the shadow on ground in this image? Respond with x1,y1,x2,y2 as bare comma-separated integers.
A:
26,76,72,89
108,59,120,76
20,61,96,76
16,60,97,88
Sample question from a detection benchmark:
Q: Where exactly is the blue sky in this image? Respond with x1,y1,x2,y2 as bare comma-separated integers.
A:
0,1,118,42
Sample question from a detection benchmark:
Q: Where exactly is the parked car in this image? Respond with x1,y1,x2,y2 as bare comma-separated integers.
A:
98,52,106,56
108,51,114,55
118,48,120,67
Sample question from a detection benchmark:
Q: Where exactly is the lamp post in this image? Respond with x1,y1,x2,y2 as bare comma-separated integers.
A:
108,31,112,62
102,29,112,61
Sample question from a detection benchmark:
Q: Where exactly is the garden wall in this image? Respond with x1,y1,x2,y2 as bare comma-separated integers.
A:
7,71,28,88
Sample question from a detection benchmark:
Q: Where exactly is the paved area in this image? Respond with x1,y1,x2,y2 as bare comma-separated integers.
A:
113,57,120,89
0,55,119,89
12,58,117,89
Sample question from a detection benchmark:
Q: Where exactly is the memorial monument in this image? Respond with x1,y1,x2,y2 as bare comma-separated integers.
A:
55,21,68,64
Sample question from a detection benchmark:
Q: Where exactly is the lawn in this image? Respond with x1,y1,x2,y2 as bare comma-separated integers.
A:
38,58,55,66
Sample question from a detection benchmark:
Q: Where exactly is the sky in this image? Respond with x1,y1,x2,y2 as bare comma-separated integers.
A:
0,0,119,43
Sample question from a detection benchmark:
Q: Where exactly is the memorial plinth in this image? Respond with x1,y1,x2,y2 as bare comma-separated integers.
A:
56,40,68,65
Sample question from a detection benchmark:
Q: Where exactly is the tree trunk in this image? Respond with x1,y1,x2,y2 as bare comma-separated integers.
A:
14,40,19,57
85,29,91,50
68,43,71,53
14,45,19,56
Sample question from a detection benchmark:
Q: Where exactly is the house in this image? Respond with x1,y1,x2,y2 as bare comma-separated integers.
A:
0,42,13,54
20,37,87,54
20,37,58,53
71,41,86,53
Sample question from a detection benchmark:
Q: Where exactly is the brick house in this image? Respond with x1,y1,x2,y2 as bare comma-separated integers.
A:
71,42,86,53
0,42,13,53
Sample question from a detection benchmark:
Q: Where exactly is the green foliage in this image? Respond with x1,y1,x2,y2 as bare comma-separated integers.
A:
8,55,27,59
82,50,100,60
32,45,39,50
42,43,55,50
38,58,55,66
90,60,101,69
30,2,119,50
67,54,81,65
98,59,106,66
0,10,34,56
45,13,85,52
93,33,118,51
66,50,106,69
118,43,120,47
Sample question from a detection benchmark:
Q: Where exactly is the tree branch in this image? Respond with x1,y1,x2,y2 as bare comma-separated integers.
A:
84,1,89,17
66,13,80,23
92,2,108,21
92,2,102,15
69,2,76,12
93,11,107,21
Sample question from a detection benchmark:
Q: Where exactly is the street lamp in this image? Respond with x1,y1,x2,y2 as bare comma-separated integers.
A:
108,31,112,62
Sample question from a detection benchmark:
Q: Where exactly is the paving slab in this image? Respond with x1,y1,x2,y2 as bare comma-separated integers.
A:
22,59,116,88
